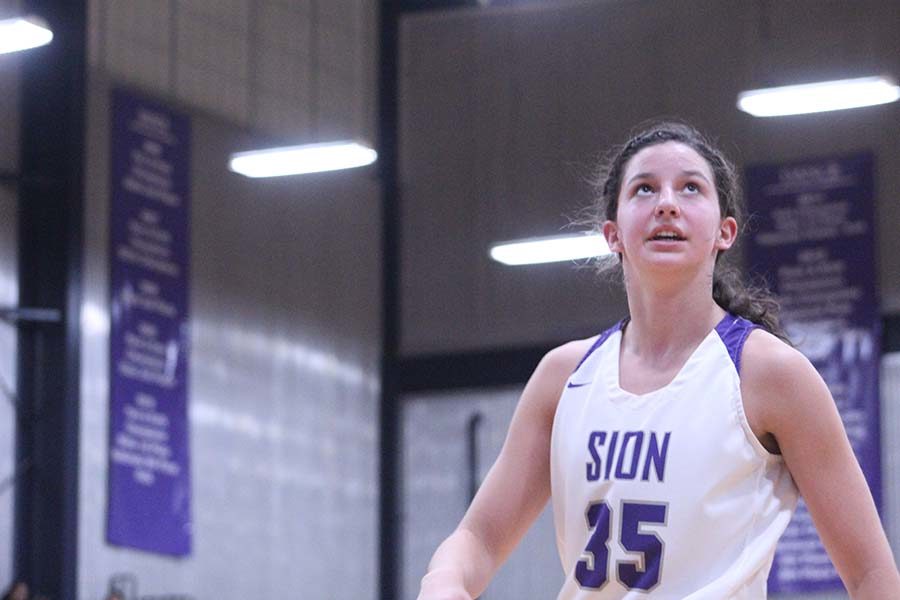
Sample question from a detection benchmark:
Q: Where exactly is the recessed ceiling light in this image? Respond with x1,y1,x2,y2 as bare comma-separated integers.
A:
490,233,610,266
0,16,53,55
229,141,377,178
737,76,900,117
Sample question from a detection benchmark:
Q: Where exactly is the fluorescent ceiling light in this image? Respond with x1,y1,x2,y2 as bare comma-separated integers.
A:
737,76,900,117
229,141,377,178
0,16,53,54
490,233,611,266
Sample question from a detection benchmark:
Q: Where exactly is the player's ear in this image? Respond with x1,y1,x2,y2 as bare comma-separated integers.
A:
715,216,737,251
602,220,623,254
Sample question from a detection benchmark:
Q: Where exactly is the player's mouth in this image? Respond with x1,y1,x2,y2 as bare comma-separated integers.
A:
647,227,686,242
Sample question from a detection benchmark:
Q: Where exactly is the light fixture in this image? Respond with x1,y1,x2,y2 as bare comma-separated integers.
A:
490,233,610,266
737,76,900,117
228,141,377,178
0,16,53,55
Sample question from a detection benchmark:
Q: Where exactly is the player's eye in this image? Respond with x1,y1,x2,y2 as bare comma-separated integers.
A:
684,182,700,193
636,183,654,195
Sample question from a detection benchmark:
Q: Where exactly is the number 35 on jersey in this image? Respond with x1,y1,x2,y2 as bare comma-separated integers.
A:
575,500,668,592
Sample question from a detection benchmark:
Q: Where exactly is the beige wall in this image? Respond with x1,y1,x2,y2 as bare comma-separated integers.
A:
399,0,900,355
77,72,382,599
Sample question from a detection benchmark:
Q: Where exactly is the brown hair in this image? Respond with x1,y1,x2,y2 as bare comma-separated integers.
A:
590,120,788,341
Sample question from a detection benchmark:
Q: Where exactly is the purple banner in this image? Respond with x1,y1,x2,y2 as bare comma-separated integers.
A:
746,154,880,593
107,88,192,556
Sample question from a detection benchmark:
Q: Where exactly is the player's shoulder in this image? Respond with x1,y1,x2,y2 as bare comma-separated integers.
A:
520,336,597,416
741,327,827,424
541,337,597,375
742,327,813,384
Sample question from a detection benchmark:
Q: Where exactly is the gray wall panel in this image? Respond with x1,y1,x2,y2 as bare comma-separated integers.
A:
0,4,21,172
0,185,15,595
79,75,380,599
90,0,378,145
883,354,900,559
399,0,900,355
403,388,562,600
0,0,20,586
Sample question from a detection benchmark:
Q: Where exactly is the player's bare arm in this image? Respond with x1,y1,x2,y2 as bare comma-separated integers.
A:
741,329,900,599
417,338,593,600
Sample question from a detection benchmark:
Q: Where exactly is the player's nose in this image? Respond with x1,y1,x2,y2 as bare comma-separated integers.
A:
654,187,680,217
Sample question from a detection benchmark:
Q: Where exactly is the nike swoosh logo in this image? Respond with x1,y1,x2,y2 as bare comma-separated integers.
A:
566,381,590,388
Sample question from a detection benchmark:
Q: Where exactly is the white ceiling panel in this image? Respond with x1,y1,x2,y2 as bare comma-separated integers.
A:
254,91,313,140
256,2,312,53
177,60,249,125
176,12,249,77
256,43,310,99
180,0,250,31
317,69,363,141
316,21,362,81
175,10,250,124
88,0,377,153
88,0,102,67
107,0,171,46
105,32,172,93
0,0,20,19
319,0,366,34
102,0,172,91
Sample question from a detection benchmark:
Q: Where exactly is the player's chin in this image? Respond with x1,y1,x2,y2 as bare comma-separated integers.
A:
641,247,691,261
644,239,690,252
635,251,704,272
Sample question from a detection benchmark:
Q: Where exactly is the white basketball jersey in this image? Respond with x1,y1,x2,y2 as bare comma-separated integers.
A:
550,314,798,599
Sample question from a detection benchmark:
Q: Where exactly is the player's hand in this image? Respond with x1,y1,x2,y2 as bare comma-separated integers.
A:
416,588,472,600
417,568,474,600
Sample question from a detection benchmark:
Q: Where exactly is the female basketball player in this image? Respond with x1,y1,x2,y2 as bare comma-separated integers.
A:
417,122,900,599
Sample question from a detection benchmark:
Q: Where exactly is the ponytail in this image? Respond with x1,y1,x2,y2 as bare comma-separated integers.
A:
712,263,790,343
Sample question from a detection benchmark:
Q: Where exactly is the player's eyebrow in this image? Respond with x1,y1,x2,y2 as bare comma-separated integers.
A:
681,169,712,184
626,170,712,185
626,172,653,185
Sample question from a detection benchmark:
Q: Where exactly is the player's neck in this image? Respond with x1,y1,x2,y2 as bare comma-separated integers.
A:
622,268,724,362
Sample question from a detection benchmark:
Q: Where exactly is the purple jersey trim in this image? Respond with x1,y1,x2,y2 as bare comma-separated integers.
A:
573,318,628,373
714,313,758,375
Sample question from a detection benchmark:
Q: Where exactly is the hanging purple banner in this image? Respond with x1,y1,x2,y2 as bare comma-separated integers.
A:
746,154,880,593
107,88,192,556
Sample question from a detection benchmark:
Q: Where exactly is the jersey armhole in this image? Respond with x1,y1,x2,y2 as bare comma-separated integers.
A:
717,315,784,461
734,385,784,462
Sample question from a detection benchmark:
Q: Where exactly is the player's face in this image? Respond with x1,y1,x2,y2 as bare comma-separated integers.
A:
603,141,736,276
